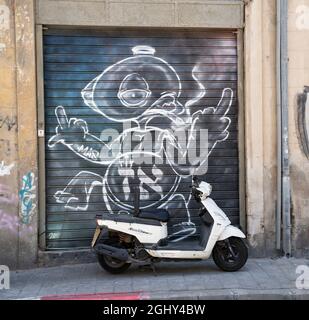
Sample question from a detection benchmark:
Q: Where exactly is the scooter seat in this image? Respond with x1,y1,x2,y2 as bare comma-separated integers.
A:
139,209,169,223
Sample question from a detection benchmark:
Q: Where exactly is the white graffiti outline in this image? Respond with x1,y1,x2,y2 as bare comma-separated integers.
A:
54,171,104,211
81,46,183,123
48,45,233,242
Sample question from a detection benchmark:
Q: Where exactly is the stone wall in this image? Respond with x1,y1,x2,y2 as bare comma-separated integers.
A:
0,0,38,269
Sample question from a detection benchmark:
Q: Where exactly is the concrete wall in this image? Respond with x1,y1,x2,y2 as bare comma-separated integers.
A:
244,0,278,257
288,0,309,257
36,0,244,28
0,0,38,269
245,0,309,258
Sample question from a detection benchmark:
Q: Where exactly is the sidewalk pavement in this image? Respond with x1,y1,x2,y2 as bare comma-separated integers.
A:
1,258,309,300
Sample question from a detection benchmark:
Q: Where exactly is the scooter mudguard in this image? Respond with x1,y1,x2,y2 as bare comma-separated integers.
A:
91,226,109,248
218,225,246,241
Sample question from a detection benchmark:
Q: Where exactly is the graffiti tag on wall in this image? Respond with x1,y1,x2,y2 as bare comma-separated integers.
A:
0,114,17,131
297,87,309,158
19,172,36,224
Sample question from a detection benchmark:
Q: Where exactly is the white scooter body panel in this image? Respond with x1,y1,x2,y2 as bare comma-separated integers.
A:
218,225,246,241
99,219,168,244
146,198,232,260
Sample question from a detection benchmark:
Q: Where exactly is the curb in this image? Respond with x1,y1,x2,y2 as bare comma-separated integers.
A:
148,289,309,300
16,289,309,300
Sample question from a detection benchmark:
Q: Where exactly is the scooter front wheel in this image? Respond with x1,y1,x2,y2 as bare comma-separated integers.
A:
212,237,248,272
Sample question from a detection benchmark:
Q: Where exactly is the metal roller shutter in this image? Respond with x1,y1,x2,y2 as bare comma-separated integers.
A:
44,28,240,250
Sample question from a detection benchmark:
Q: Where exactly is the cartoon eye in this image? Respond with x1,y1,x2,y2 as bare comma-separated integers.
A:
119,89,150,107
118,73,151,108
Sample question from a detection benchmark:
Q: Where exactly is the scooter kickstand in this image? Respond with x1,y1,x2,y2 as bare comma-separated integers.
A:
137,263,157,276
150,263,158,276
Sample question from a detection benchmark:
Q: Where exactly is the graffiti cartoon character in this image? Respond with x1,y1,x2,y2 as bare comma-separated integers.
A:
48,45,233,241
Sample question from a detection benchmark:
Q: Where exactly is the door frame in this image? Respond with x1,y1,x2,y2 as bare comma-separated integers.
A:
36,26,246,250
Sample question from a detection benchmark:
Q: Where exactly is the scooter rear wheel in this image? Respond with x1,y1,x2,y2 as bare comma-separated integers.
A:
212,237,248,272
97,240,131,274
97,253,131,274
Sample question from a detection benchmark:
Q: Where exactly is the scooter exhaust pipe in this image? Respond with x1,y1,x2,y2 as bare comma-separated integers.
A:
94,243,129,261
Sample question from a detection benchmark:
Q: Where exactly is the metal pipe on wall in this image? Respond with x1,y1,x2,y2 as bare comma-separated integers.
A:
276,0,282,251
276,0,291,256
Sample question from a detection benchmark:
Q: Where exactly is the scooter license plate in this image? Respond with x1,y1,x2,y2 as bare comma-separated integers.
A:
91,226,101,248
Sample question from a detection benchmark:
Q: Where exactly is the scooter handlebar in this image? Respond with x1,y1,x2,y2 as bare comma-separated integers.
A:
193,176,199,183
192,176,200,188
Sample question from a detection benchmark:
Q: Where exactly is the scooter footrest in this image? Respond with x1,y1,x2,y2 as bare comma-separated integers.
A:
158,238,169,247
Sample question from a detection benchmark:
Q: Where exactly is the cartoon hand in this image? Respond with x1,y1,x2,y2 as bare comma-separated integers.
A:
48,106,89,148
192,88,233,151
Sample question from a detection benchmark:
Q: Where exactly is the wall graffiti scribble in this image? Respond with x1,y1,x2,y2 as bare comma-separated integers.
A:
47,44,234,244
19,172,36,224
0,115,17,131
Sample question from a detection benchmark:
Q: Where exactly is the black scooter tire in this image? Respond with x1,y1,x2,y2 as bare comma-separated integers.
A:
212,237,248,272
97,253,131,274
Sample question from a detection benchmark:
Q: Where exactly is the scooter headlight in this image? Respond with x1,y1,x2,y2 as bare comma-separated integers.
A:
196,182,212,198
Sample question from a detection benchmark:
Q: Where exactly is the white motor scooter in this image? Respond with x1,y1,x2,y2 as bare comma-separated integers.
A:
92,177,248,274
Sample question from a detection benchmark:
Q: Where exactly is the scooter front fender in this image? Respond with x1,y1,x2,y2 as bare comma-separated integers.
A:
218,225,246,241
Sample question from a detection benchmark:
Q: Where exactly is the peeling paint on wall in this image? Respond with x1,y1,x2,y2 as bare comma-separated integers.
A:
19,172,36,224
296,5,309,30
0,161,14,176
15,3,31,43
0,184,18,205
0,42,5,52
0,139,15,157
0,5,10,31
0,210,34,236
0,4,9,55
297,87,309,158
